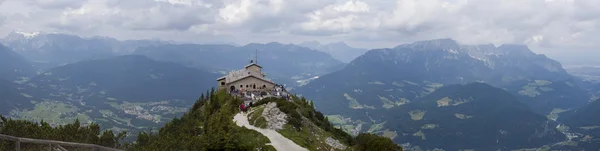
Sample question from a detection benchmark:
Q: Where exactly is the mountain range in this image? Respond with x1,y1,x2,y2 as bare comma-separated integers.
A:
1,33,599,150
133,42,345,88
1,31,166,70
3,54,219,137
299,41,368,63
299,39,589,114
297,39,597,150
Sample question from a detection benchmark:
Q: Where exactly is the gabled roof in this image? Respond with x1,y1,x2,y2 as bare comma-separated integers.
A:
229,74,275,85
217,68,273,84
244,63,262,69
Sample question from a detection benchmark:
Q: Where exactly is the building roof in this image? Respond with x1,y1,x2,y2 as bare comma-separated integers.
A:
244,63,262,69
230,74,275,85
217,68,274,84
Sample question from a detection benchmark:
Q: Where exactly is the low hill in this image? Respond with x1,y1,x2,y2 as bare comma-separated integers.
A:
130,90,402,151
387,83,565,150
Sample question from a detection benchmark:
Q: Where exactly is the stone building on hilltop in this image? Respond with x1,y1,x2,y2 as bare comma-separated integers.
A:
217,60,276,92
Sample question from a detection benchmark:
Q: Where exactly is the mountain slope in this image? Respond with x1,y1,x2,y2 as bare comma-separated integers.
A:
0,79,29,114
299,41,368,63
1,32,165,69
556,99,600,150
11,55,219,138
130,90,401,151
299,39,588,115
26,55,218,102
0,44,35,81
561,99,600,129
388,83,564,150
133,42,345,88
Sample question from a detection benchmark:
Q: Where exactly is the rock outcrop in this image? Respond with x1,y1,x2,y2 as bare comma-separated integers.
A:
262,102,288,130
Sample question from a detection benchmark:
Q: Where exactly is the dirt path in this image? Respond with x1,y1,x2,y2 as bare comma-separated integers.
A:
233,112,308,151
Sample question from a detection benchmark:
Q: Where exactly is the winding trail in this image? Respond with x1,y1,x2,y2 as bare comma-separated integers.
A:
233,112,308,151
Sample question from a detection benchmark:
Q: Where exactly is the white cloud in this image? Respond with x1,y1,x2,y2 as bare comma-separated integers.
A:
0,0,599,61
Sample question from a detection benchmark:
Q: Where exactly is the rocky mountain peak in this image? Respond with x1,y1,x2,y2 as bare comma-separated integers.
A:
498,44,537,57
399,38,460,51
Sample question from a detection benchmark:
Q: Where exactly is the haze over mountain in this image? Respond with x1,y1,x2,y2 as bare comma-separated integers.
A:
5,55,219,137
297,39,594,149
0,43,36,81
133,42,345,88
1,0,600,150
1,31,166,69
299,41,368,63
300,39,589,114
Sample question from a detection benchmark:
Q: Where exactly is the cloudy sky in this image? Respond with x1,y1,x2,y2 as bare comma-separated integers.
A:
0,0,599,65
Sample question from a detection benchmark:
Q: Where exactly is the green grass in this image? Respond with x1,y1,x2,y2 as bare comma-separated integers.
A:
413,130,426,140
326,115,346,125
580,126,600,130
392,81,405,87
379,96,395,109
13,77,29,84
17,101,89,125
519,85,541,97
539,87,554,92
403,80,419,86
367,121,386,133
27,83,38,88
344,93,365,109
421,124,438,129
454,113,473,120
437,97,452,107
20,93,33,98
534,80,552,86
342,125,355,133
100,110,115,117
278,124,346,151
106,102,120,109
519,80,553,97
278,124,312,148
422,81,443,95
248,106,267,128
396,98,410,106
382,129,397,140
110,116,132,126
368,81,385,85
557,125,570,133
95,118,110,122
237,127,274,150
255,117,268,128
546,108,567,121
409,110,426,121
